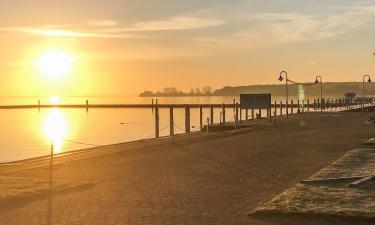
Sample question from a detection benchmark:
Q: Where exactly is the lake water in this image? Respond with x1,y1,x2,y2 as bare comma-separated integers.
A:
0,95,330,163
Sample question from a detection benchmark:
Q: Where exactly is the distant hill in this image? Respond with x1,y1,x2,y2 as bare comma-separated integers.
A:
140,82,375,98
213,82,375,97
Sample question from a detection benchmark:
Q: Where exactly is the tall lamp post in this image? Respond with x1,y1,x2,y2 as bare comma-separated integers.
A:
315,76,323,112
362,74,371,111
278,71,289,118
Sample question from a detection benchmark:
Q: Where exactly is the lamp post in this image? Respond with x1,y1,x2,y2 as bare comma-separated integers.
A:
315,76,323,112
278,71,289,118
362,75,371,111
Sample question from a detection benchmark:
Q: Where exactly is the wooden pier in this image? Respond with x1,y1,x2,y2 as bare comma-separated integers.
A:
0,98,370,140
0,98,366,110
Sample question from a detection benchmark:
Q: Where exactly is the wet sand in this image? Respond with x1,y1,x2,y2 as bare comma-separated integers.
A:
0,112,374,225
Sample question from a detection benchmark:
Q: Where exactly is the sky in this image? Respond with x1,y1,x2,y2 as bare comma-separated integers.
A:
0,0,375,96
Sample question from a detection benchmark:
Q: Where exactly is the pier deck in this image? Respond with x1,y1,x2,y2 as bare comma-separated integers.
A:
0,112,374,225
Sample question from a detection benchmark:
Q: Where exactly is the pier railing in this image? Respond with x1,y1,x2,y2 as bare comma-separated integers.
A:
0,97,370,109
0,98,372,140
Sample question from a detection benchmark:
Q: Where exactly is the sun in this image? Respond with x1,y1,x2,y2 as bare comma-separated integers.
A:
36,50,74,78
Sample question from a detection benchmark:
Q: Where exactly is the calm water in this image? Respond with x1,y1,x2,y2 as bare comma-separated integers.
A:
0,95,327,163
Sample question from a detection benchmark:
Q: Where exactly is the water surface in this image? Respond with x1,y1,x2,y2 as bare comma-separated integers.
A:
0,95,325,163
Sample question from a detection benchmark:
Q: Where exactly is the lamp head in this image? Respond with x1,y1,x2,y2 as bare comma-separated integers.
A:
368,77,372,83
315,78,319,84
278,75,284,82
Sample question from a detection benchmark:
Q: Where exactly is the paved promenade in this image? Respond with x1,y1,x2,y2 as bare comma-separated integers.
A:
0,112,374,225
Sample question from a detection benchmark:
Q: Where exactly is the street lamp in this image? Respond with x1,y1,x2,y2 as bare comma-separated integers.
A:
315,76,323,112
362,75,372,111
278,71,289,118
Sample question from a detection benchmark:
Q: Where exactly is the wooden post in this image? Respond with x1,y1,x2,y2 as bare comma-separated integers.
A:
328,99,332,111
246,109,248,120
235,103,239,122
251,109,254,119
199,105,203,129
280,101,283,116
152,99,154,112
336,99,338,110
297,100,300,113
340,98,343,109
234,111,237,131
155,105,159,138
302,100,305,113
274,101,277,116
313,99,316,111
307,99,310,112
170,107,174,142
273,110,277,126
332,99,337,111
222,104,226,123
206,118,210,136
268,108,271,123
233,98,236,113
210,104,214,125
334,99,337,111
291,100,294,115
318,99,321,111
239,106,242,122
318,98,321,111
258,108,262,119
185,105,190,133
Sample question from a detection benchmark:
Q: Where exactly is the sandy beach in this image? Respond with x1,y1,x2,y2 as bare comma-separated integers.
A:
0,112,374,225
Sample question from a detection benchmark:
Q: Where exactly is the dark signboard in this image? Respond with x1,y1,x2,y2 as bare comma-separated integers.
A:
240,94,271,109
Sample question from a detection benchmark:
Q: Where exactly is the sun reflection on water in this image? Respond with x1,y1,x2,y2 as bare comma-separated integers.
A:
43,108,68,153
49,96,61,105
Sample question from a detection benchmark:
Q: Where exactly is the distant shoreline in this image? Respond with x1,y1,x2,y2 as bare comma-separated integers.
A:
139,93,214,97
140,82,375,98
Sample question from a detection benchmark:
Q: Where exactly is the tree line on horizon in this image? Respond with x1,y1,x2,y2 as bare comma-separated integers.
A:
139,86,213,97
139,82,375,97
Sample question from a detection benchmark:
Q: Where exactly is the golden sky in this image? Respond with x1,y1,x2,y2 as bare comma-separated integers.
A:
0,0,375,96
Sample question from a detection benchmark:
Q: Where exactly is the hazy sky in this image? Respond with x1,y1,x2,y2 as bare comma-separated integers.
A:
0,0,375,96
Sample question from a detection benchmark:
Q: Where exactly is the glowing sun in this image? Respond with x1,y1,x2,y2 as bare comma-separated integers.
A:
36,50,74,78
